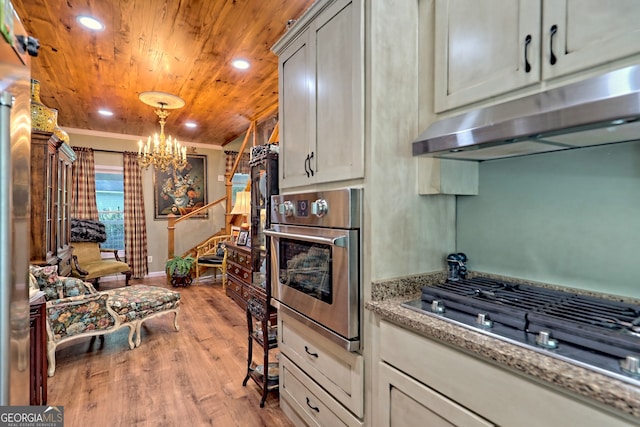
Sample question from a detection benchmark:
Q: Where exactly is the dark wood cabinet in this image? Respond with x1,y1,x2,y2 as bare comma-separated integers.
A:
225,243,252,309
242,150,279,407
30,299,47,405
30,131,76,275
243,294,278,407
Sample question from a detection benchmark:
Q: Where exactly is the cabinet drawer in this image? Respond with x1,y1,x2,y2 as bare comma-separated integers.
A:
227,263,251,283
280,355,363,427
225,281,245,306
378,362,493,427
228,248,251,268
279,311,363,417
237,251,251,269
241,283,251,301
227,277,244,295
379,321,633,427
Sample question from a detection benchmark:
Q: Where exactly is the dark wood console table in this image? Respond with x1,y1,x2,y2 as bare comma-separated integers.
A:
30,296,47,405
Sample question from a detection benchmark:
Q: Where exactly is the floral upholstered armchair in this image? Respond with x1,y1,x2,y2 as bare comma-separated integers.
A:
29,265,135,376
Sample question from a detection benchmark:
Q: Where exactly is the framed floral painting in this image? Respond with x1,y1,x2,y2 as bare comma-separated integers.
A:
154,154,208,219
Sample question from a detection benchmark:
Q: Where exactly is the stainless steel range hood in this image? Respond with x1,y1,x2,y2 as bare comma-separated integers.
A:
412,65,640,161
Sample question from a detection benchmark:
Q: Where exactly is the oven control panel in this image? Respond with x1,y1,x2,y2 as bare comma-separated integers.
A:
271,188,362,228
277,198,329,218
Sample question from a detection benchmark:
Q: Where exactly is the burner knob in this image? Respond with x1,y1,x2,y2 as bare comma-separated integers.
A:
535,331,558,349
311,199,328,217
279,201,294,217
621,356,640,376
430,300,445,314
476,313,493,328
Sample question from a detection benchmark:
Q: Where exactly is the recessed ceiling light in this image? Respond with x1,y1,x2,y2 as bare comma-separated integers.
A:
98,109,113,116
185,122,197,129
232,59,250,70
77,15,104,31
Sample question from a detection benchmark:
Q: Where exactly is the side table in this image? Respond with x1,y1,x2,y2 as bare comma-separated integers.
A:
30,296,47,405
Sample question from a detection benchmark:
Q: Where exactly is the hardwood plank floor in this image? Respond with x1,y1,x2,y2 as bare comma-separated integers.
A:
47,275,293,427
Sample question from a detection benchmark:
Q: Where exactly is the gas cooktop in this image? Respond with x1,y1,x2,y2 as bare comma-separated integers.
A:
402,277,640,386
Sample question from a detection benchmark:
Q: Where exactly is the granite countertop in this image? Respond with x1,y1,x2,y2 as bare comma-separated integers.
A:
366,271,640,420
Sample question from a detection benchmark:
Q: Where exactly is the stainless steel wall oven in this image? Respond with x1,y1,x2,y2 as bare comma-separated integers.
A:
265,188,362,351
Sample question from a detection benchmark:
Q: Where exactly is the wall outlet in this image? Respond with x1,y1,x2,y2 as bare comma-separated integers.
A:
218,174,225,182
147,255,153,264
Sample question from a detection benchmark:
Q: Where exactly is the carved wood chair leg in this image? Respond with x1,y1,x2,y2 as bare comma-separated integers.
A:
124,270,132,286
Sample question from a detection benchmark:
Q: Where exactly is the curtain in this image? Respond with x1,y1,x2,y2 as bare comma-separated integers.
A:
224,150,251,175
71,147,99,219
123,152,148,279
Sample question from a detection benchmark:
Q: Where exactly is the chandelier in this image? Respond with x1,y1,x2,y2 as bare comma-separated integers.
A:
137,91,188,172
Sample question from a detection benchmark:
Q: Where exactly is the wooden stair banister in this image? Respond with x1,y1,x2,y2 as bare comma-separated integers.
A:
268,121,279,144
168,117,279,265
224,120,255,234
167,196,226,259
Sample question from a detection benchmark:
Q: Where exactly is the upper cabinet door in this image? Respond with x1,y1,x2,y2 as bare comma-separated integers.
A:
275,0,364,190
542,0,640,79
434,0,541,113
279,31,315,189
314,0,364,184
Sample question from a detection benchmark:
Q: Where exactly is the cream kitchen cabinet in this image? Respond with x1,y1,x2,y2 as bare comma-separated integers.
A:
541,0,640,79
378,363,493,427
435,0,640,113
273,0,364,189
434,0,541,112
278,310,364,425
377,320,637,427
280,356,363,427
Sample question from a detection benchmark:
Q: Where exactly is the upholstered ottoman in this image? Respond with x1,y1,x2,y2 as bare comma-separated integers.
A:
105,285,181,347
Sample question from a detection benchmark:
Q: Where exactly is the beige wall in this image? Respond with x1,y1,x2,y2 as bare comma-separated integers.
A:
68,130,231,274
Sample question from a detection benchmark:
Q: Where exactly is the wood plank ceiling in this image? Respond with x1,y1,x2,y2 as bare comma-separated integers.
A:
12,0,315,146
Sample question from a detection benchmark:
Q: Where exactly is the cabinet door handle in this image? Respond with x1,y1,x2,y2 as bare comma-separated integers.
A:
306,397,320,412
308,151,314,176
549,24,558,65
304,345,318,358
304,154,310,177
523,34,532,73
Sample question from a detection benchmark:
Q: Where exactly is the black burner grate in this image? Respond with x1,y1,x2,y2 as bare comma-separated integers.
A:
421,277,640,358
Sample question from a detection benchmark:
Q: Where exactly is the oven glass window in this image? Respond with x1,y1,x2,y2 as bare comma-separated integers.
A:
278,238,332,304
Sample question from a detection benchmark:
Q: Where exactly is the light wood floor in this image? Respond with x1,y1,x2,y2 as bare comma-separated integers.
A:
47,275,294,427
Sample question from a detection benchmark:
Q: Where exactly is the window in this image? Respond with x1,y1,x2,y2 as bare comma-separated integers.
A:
95,167,125,252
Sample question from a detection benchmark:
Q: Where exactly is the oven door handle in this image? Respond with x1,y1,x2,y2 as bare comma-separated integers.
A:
264,229,347,247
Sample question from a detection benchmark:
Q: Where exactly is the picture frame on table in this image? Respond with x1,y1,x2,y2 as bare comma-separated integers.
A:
237,230,249,246
231,226,241,243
